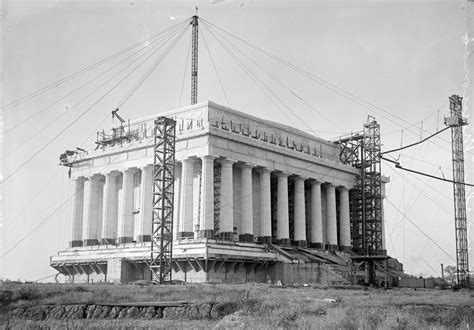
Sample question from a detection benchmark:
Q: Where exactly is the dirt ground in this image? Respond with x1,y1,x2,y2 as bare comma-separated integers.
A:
1,282,473,329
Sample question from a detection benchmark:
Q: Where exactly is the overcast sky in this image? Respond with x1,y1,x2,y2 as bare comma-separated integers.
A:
1,0,472,281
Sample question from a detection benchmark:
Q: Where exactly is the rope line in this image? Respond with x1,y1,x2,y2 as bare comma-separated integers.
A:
2,24,189,183
2,18,190,111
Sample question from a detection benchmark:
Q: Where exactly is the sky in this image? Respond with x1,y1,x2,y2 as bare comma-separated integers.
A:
1,0,473,281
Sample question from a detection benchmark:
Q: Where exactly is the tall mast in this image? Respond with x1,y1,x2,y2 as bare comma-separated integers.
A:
445,95,470,288
191,15,199,105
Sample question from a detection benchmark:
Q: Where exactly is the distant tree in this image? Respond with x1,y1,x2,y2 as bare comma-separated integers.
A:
444,265,457,283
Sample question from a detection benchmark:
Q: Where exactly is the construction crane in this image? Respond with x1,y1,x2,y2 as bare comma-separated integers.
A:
336,116,385,286
112,108,125,124
149,15,199,283
444,95,470,288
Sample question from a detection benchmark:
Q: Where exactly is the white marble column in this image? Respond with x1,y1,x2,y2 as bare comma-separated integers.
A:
277,172,290,246
101,171,120,245
310,181,323,248
117,168,136,244
173,162,182,240
199,155,215,238
137,165,153,243
83,174,104,246
326,184,338,250
70,177,86,247
294,176,307,247
339,187,351,251
259,168,272,242
219,159,234,240
179,158,194,238
240,164,254,242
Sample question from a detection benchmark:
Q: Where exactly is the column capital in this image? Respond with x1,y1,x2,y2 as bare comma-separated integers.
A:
310,179,322,186
88,173,105,184
275,171,290,178
238,162,254,169
105,170,121,178
201,155,217,161
258,167,272,175
181,157,197,164
293,175,307,182
122,167,138,174
338,186,350,192
75,176,87,183
217,158,236,167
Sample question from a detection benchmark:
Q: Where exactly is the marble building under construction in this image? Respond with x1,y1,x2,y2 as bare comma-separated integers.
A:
51,101,401,284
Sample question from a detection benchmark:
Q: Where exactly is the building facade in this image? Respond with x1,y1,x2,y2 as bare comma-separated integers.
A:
51,101,386,284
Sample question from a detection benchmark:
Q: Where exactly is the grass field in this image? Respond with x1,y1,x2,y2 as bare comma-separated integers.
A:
1,282,473,329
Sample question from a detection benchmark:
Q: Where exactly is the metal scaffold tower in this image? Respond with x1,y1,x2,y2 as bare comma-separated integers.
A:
150,116,177,284
337,116,385,285
191,15,199,105
445,94,470,288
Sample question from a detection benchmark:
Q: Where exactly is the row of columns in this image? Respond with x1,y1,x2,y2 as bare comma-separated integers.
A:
176,156,352,251
70,165,153,247
70,155,352,251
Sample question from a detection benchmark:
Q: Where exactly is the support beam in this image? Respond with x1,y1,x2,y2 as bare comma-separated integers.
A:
293,176,307,247
259,168,272,243
83,174,104,246
137,165,153,243
198,155,215,238
118,168,136,244
276,173,290,246
219,159,235,240
179,158,194,238
70,177,85,247
101,171,120,245
240,164,254,242
310,181,323,249
339,187,351,251
326,184,338,250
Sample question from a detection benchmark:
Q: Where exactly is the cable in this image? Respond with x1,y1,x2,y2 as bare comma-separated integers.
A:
203,20,321,135
2,18,190,111
382,156,474,187
381,126,450,155
116,23,190,109
386,198,456,263
200,22,307,136
203,20,346,135
3,25,186,159
0,137,157,260
179,33,192,107
201,18,463,155
2,24,188,183
33,274,57,283
4,21,187,134
199,22,231,107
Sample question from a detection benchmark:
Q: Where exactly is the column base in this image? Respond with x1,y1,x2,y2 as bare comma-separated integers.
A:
294,240,307,248
197,229,215,239
276,238,290,246
257,236,272,244
83,239,99,246
137,235,151,243
69,240,83,248
328,244,339,251
117,236,133,244
340,245,352,252
239,234,254,243
177,231,194,239
309,242,323,249
217,232,234,241
100,238,116,245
